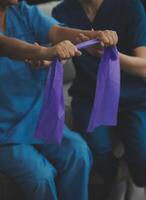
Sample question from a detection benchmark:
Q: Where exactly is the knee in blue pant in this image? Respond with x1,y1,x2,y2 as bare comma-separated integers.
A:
21,165,57,200
0,144,58,200
61,132,93,172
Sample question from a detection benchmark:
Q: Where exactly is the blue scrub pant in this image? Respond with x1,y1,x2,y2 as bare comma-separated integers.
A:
72,98,146,188
0,127,92,200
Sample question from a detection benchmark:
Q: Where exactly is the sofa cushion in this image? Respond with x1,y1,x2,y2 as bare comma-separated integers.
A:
63,60,75,84
38,1,59,16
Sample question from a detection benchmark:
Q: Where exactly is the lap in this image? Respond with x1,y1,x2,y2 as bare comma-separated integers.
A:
0,126,90,179
72,98,146,159
71,99,112,155
0,144,56,183
35,125,91,170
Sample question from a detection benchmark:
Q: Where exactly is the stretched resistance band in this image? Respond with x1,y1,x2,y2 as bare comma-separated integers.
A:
35,39,120,144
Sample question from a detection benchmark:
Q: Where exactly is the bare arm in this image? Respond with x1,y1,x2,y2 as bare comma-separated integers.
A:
119,47,146,78
0,35,50,60
48,25,118,46
0,35,81,62
0,25,117,62
56,25,146,79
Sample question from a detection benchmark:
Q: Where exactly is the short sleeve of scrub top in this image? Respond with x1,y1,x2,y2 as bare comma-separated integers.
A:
0,2,59,144
125,0,146,49
19,1,59,44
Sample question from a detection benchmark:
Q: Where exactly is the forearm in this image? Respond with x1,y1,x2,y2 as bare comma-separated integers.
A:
119,52,146,78
49,25,97,44
0,35,51,60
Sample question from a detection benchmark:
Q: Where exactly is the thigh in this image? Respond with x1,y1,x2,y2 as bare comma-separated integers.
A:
118,108,146,186
118,109,146,162
35,125,92,171
0,144,56,185
71,98,112,156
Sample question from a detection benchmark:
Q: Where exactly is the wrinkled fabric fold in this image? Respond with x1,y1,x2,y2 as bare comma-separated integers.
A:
35,58,64,144
87,46,120,132
35,39,120,144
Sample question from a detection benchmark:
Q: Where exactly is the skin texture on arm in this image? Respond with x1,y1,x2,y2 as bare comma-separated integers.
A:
0,1,81,61
48,25,118,47
119,47,146,78
51,0,146,79
0,35,81,61
0,1,118,63
59,26,146,79
0,35,50,60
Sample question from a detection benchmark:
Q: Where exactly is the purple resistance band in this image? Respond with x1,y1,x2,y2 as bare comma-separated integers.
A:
35,39,120,144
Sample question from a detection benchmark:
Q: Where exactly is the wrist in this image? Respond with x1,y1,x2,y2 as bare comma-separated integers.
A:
86,30,100,39
38,46,52,61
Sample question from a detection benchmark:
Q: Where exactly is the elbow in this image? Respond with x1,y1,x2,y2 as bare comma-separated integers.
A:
141,72,146,79
138,68,146,79
140,61,146,79
48,25,60,44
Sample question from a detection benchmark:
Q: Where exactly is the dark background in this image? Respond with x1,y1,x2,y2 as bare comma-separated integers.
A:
141,0,146,10
26,0,59,4
26,0,146,10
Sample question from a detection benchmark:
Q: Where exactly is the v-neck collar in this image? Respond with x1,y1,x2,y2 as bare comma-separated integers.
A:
77,0,109,26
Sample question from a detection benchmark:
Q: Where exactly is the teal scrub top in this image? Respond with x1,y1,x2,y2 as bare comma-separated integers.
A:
0,2,59,143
